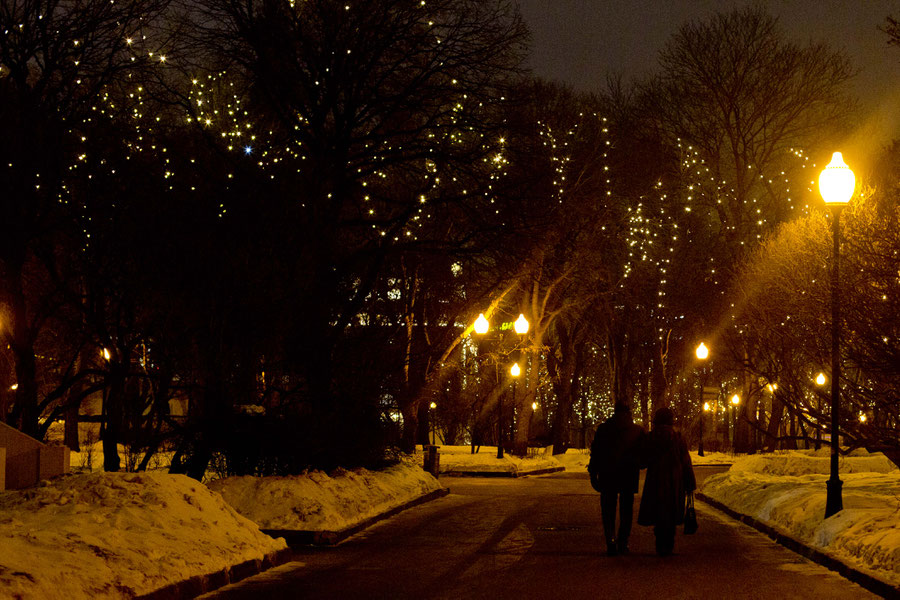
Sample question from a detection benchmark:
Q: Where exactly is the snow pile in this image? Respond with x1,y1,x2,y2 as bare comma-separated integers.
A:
557,449,590,471
729,449,897,476
209,456,442,531
701,451,900,587
0,472,286,600
690,451,737,465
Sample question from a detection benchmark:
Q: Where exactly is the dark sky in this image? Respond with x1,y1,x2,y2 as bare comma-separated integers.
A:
516,0,900,149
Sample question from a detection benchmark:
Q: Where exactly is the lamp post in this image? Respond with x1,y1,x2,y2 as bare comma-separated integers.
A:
815,372,826,450
730,394,740,449
429,401,437,445
475,312,529,459
820,151,854,518
702,402,710,454
696,342,709,456
473,314,490,454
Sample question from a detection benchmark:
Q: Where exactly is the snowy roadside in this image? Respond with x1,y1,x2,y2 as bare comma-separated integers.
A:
700,450,900,590
208,455,443,533
0,472,286,600
0,453,443,599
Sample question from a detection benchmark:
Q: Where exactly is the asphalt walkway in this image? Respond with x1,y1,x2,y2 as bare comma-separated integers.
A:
200,468,880,599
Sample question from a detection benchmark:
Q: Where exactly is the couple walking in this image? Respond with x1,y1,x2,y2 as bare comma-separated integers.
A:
588,403,696,556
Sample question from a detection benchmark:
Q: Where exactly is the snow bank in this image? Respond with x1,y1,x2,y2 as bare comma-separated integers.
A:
0,472,286,599
690,451,737,465
701,451,900,587
728,449,897,476
209,456,442,531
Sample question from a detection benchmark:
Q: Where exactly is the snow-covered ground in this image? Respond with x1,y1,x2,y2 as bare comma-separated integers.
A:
5,441,899,599
208,455,442,531
701,449,900,588
0,472,286,600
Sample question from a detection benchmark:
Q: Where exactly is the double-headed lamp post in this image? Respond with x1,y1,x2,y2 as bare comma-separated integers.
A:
696,342,709,456
820,151,855,518
474,312,529,459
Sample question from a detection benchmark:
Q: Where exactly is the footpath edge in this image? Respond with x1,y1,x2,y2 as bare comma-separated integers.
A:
261,487,450,547
138,487,450,599
443,466,566,478
696,491,900,600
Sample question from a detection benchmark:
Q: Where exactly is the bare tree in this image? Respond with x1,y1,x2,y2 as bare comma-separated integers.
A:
0,0,169,438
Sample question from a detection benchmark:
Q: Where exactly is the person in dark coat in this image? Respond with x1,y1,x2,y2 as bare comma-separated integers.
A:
637,406,697,556
588,402,646,555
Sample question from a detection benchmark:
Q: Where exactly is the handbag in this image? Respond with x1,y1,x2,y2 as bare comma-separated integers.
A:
683,492,698,535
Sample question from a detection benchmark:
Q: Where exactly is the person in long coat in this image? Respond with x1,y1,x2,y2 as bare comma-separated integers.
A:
637,406,696,556
588,402,646,555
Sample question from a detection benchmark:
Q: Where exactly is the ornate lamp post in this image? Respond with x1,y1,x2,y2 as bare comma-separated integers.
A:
696,342,709,456
474,312,529,459
819,151,855,518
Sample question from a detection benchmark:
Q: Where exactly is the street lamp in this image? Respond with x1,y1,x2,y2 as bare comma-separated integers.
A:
514,313,529,335
696,342,709,456
429,401,437,445
474,313,490,335
820,151,855,518
501,361,521,459
730,394,740,449
815,372,826,450
702,402,711,455
473,314,491,455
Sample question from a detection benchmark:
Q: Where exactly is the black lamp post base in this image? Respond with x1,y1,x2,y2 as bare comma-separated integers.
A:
698,442,704,457
825,476,843,518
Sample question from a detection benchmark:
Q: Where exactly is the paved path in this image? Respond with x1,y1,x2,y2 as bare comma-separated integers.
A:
201,467,880,599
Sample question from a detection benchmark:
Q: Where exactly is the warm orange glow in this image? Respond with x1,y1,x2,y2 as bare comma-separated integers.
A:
695,342,709,360
474,313,489,335
514,313,529,334
510,362,521,377
819,152,855,205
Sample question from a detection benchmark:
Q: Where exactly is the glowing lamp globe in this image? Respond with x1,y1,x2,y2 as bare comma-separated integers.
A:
514,313,530,334
816,372,827,386
731,394,740,406
474,313,489,335
510,362,521,377
819,152,855,205
695,342,709,360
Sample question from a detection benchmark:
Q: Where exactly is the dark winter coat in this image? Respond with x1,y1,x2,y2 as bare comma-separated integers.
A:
637,424,696,528
588,409,645,494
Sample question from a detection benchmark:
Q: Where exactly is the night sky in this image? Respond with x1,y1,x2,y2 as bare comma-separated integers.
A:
516,0,900,148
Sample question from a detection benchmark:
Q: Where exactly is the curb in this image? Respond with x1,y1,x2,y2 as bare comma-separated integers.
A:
135,547,294,600
262,487,451,547
443,466,566,478
696,492,900,600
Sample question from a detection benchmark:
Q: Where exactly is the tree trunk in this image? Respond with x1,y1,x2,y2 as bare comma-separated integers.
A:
650,332,670,412
766,391,785,452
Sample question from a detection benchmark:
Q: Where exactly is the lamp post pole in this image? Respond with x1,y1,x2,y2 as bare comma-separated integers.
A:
819,152,854,518
497,380,504,459
695,342,709,456
429,401,437,445
826,204,844,517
